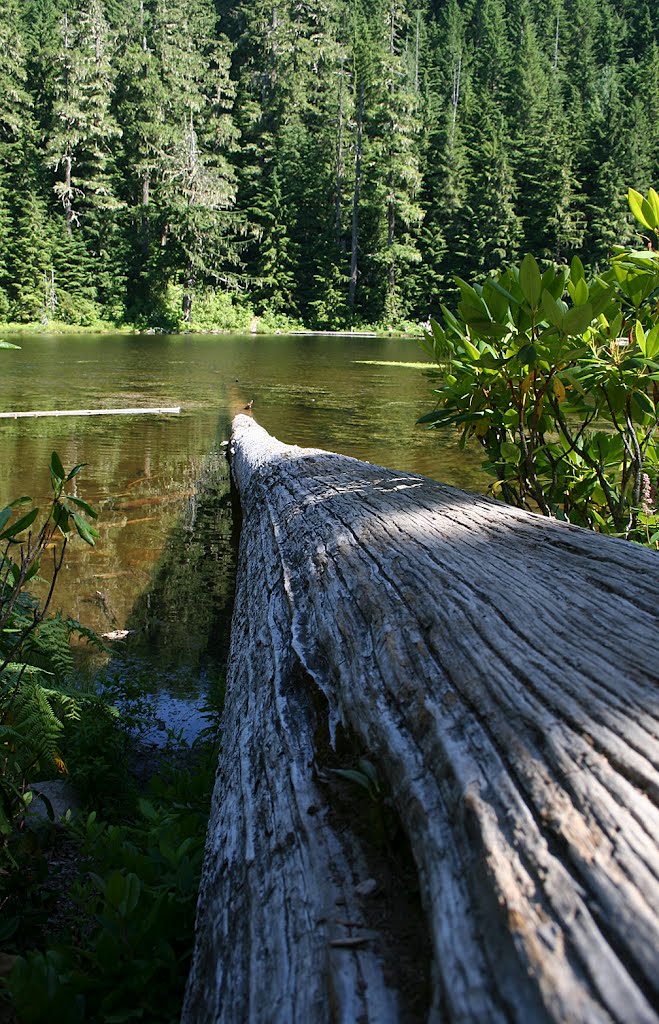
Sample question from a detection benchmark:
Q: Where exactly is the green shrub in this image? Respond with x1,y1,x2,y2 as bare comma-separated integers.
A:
6,736,219,1024
420,186,659,545
188,287,254,332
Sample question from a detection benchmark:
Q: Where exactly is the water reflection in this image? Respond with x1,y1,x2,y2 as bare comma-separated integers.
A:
0,333,487,714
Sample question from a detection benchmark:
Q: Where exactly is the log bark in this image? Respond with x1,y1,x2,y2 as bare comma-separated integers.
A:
183,415,659,1024
0,406,180,419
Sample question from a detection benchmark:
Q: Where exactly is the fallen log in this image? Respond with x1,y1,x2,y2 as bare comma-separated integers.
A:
0,405,180,419
183,414,659,1024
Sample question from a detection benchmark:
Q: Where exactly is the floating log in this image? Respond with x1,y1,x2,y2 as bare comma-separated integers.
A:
0,406,180,419
183,414,659,1024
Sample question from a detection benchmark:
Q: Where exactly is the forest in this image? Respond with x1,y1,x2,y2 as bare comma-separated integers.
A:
0,0,658,331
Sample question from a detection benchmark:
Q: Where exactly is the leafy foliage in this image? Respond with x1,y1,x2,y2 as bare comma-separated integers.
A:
0,454,100,846
420,187,659,544
5,725,220,1024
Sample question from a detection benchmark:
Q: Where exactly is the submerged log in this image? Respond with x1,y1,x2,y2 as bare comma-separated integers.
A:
183,414,659,1024
0,405,180,419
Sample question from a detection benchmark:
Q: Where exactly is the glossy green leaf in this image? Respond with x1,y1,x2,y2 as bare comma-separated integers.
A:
573,278,589,306
648,188,659,226
53,502,70,534
50,452,65,481
72,512,99,545
570,255,585,284
629,187,656,230
562,303,593,336
467,320,510,340
645,325,659,360
632,390,656,417
0,507,38,539
589,285,614,318
66,496,98,519
500,441,520,463
66,463,87,481
519,254,542,307
516,344,537,365
440,304,466,339
487,278,520,307
462,339,480,361
542,290,564,329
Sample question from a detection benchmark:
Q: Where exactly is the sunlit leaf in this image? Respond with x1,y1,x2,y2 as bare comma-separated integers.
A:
519,254,542,307
72,513,99,546
570,255,585,284
628,187,656,230
0,507,38,540
542,290,564,329
562,303,593,336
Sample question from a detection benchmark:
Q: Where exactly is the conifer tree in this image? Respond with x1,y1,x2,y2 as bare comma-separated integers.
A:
0,0,33,172
47,1,121,236
0,169,13,318
0,0,655,327
350,0,424,323
151,0,239,320
417,0,471,303
227,1,302,315
7,190,53,322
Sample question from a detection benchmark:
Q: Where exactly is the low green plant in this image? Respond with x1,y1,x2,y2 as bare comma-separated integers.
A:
187,287,254,332
61,696,134,819
419,186,659,544
0,453,99,846
6,730,219,1024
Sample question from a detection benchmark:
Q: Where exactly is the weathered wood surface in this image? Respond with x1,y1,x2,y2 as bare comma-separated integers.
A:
183,414,659,1024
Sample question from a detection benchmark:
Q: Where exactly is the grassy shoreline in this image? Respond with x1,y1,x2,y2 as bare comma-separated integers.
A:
0,319,422,339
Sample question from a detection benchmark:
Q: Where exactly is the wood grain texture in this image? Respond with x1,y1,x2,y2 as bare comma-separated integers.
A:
182,415,659,1024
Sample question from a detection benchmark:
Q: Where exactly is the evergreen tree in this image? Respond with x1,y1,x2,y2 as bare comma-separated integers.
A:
152,0,239,320
417,0,472,304
350,0,424,323
0,0,33,172
0,169,13,318
510,0,585,260
0,0,654,327
47,1,121,235
7,189,52,322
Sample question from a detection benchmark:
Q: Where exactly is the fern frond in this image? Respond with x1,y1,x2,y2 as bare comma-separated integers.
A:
24,615,74,683
65,617,109,652
42,687,81,723
7,677,64,777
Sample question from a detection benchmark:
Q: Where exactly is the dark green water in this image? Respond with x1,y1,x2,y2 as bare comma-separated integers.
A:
0,333,485,717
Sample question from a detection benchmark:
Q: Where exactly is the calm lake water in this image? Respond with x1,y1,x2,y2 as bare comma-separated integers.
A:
0,333,486,724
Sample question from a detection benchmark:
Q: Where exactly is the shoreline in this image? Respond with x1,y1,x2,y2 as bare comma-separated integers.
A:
0,322,422,340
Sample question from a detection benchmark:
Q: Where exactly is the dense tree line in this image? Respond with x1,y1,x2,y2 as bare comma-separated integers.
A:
0,0,657,330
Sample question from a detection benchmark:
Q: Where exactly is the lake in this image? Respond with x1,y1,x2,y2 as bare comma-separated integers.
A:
0,333,486,727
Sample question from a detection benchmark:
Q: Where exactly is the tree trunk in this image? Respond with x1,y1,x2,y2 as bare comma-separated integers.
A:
335,66,344,251
183,415,659,1024
349,81,364,315
64,156,73,235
